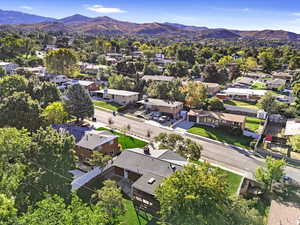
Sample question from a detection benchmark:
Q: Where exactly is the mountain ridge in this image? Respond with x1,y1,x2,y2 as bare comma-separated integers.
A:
0,9,299,41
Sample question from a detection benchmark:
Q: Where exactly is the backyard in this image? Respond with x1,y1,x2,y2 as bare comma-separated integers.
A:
97,127,148,150
93,100,122,111
245,117,263,133
188,125,253,149
224,99,259,109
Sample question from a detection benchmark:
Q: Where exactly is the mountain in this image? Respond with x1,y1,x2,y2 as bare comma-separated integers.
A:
58,14,92,24
0,9,55,24
0,9,299,41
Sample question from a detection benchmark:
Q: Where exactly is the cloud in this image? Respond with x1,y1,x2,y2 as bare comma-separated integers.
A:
292,12,300,16
87,5,126,13
19,6,33,10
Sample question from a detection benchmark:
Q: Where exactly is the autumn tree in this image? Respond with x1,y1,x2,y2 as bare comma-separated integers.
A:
181,81,207,109
45,48,78,75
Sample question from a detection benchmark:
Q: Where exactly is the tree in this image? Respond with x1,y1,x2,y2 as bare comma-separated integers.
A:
217,55,234,68
203,63,227,84
63,84,94,121
165,61,189,77
0,92,42,131
45,48,78,75
42,102,68,125
258,51,276,73
0,74,28,99
288,56,300,70
208,97,224,111
18,194,108,225
89,151,112,168
255,157,286,193
143,62,161,75
288,134,300,153
155,133,202,161
0,66,6,78
32,82,60,107
155,163,230,225
92,180,125,224
181,81,207,109
228,63,241,81
108,74,134,91
24,127,76,207
0,194,17,225
257,92,279,114
190,64,201,77
176,46,195,64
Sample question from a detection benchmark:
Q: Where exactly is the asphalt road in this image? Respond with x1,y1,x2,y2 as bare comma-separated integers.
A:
94,109,300,183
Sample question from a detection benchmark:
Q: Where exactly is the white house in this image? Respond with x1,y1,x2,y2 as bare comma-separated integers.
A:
49,75,69,84
93,89,139,105
0,62,17,75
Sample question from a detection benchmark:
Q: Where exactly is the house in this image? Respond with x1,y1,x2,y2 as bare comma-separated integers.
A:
49,74,69,85
93,89,139,105
16,66,46,77
188,110,246,129
100,148,187,213
53,125,120,161
138,98,183,119
217,88,267,102
267,200,300,225
245,72,271,80
0,62,17,75
272,72,293,84
233,77,256,88
266,79,286,90
79,63,108,75
76,80,99,91
141,75,175,83
284,118,300,136
202,82,221,96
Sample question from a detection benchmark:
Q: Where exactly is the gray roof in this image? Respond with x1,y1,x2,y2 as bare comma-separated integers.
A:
76,130,117,150
138,98,183,108
142,75,175,82
112,149,186,195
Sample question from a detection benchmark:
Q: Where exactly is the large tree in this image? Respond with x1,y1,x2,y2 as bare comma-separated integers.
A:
257,92,279,114
108,74,134,91
181,81,207,109
255,157,286,193
0,92,42,131
0,74,28,99
155,133,202,161
45,48,78,75
92,180,125,225
42,102,68,125
63,84,94,121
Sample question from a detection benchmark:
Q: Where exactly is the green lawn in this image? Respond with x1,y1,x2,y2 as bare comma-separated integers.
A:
97,127,148,150
251,81,266,90
93,100,122,111
188,125,253,149
224,99,259,109
120,199,157,225
193,161,242,194
246,117,263,132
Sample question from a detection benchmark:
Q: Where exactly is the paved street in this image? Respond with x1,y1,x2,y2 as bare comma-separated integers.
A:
94,109,300,183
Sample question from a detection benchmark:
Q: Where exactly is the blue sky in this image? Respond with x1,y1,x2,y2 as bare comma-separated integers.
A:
3,0,300,33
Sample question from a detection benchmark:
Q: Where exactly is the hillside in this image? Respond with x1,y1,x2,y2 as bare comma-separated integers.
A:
0,9,299,41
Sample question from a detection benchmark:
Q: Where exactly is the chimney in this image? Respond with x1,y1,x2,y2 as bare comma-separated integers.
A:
143,146,150,155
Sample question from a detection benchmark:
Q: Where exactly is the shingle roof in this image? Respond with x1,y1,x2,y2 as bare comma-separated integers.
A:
188,110,246,123
138,98,183,108
112,149,186,195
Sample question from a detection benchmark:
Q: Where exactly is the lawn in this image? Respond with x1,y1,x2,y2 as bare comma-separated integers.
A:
120,198,158,225
193,161,242,194
224,99,259,109
97,127,148,150
251,81,266,90
93,100,122,111
188,125,253,149
246,117,263,132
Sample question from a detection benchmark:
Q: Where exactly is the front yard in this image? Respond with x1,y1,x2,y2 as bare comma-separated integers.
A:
97,127,148,150
188,125,253,149
224,99,259,109
245,117,263,133
93,100,122,111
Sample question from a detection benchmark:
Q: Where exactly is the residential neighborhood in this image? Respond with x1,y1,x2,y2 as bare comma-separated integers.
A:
1,2,300,225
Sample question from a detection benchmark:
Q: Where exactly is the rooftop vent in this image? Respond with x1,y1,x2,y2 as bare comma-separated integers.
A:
170,163,176,171
143,146,150,155
148,177,156,184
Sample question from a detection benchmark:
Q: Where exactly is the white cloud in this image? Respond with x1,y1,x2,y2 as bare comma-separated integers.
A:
19,6,33,10
87,5,126,13
292,12,300,16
